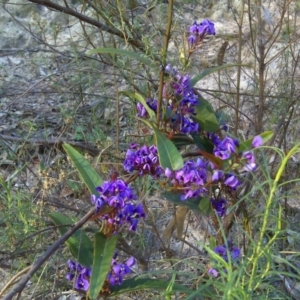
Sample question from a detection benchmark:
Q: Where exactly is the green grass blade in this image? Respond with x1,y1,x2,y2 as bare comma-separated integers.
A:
63,144,103,195
110,276,193,296
88,233,119,299
190,64,251,87
238,131,274,152
49,212,94,267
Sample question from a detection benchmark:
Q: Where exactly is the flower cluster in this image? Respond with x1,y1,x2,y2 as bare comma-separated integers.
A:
123,143,163,177
165,66,200,134
91,178,145,232
188,19,216,47
208,242,241,277
107,253,136,285
165,158,208,200
136,66,200,134
66,260,91,291
66,254,136,292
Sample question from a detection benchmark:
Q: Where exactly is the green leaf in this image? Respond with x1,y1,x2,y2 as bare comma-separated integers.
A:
198,150,223,169
171,134,194,148
87,48,157,69
190,134,214,153
193,98,219,132
110,276,193,296
190,64,251,87
238,131,274,152
49,212,93,267
137,118,184,170
198,196,213,215
63,144,103,195
121,91,156,120
161,192,202,213
153,127,184,170
88,233,119,299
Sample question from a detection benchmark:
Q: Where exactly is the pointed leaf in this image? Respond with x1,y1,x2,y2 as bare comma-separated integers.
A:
87,48,157,69
63,144,103,195
193,98,219,132
153,127,184,170
110,276,193,296
88,233,119,299
161,192,201,213
137,118,184,170
198,196,213,215
122,91,156,120
171,134,194,148
190,64,250,87
191,134,214,153
49,212,93,267
198,150,223,169
238,131,274,152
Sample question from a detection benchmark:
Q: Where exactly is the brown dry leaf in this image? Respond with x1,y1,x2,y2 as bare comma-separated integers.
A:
163,206,189,240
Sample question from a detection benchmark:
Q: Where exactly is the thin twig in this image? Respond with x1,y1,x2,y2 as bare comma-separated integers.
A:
0,134,99,155
2,208,95,300
26,0,145,51
0,266,32,298
157,0,173,126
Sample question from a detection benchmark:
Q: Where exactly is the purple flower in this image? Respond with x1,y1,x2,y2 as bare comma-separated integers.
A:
208,268,219,277
66,260,91,292
212,170,224,182
123,144,163,177
213,243,241,262
188,34,196,44
224,174,239,189
214,245,227,258
166,159,208,200
66,255,136,291
107,254,136,286
210,197,227,217
198,19,216,36
231,247,241,260
252,135,263,148
188,20,215,47
92,178,145,232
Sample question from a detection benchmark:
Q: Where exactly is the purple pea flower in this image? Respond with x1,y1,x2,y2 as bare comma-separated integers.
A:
212,170,224,182
208,268,219,277
210,197,227,217
224,174,239,189
252,135,263,148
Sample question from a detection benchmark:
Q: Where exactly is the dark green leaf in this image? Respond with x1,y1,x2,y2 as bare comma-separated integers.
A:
191,134,214,153
87,48,157,69
49,212,93,267
88,233,119,299
153,127,183,170
193,98,219,132
110,276,193,296
238,131,273,152
190,64,251,87
63,144,103,195
198,196,213,215
171,134,194,148
161,192,202,213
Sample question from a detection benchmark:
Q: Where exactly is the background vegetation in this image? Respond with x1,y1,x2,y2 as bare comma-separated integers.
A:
0,0,300,299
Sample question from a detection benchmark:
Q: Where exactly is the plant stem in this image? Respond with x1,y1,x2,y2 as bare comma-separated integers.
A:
157,0,174,126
